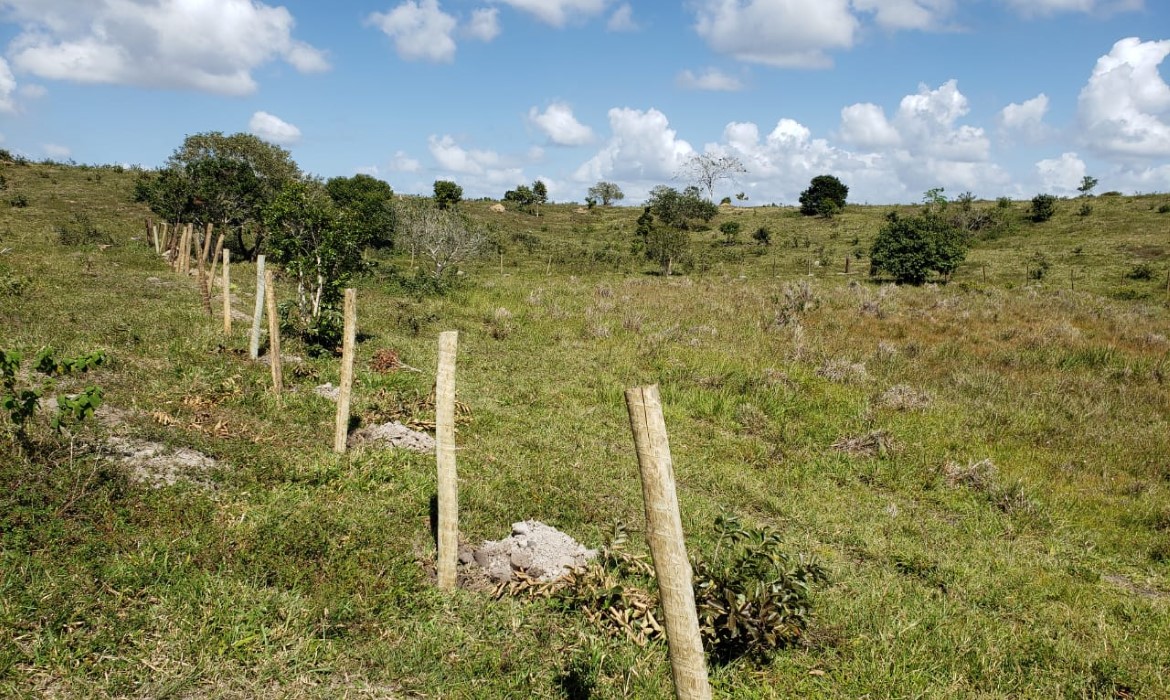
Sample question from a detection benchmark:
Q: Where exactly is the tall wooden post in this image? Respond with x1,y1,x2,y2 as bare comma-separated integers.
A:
208,234,225,289
265,269,282,395
625,385,712,700
250,255,266,360
333,289,357,453
436,331,459,590
222,249,232,335
201,223,214,267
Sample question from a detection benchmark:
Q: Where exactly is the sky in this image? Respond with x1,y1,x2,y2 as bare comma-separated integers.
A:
0,0,1167,205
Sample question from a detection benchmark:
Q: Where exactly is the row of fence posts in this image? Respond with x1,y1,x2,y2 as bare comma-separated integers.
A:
146,216,725,699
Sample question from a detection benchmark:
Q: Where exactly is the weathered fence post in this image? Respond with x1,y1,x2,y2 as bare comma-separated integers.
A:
250,255,266,360
208,233,225,290
624,384,712,700
201,224,214,267
435,330,459,590
333,289,357,454
222,249,232,335
265,269,282,395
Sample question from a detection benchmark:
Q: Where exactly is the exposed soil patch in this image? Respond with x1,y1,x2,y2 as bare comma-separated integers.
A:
347,421,435,452
832,430,897,458
461,520,597,583
1103,574,1169,601
105,436,218,490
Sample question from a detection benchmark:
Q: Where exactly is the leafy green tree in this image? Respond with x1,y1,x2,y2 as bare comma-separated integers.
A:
504,184,536,211
1077,176,1098,197
645,226,690,276
433,180,463,210
647,185,717,230
869,211,968,284
587,181,624,206
752,226,771,245
532,180,548,205
720,220,741,245
325,174,396,249
1030,193,1058,222
799,175,849,216
264,179,365,333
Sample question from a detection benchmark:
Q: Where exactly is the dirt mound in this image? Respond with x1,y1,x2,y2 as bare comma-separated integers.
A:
463,520,596,583
348,421,435,452
106,436,218,489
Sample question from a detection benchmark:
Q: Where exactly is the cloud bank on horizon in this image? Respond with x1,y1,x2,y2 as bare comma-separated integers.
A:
0,0,1166,204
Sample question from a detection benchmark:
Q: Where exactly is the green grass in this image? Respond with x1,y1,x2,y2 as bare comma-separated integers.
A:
2,161,1169,697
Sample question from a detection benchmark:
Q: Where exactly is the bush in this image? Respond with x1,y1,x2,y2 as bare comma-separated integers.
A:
1030,194,1058,222
996,196,1013,209
1078,201,1093,217
719,220,741,244
1126,262,1154,280
9,193,28,208
799,175,848,216
1027,251,1051,281
752,226,771,245
433,180,462,210
55,212,112,246
869,212,968,284
1158,203,1170,214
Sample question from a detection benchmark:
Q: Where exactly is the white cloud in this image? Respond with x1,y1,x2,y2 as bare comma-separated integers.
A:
390,150,421,172
428,134,504,175
528,102,595,146
893,79,990,161
574,108,695,194
1078,37,1170,159
606,3,638,31
0,58,17,113
998,94,1049,140
43,143,70,159
4,0,328,96
465,8,501,41
1035,152,1087,194
368,0,458,63
839,103,901,149
18,84,47,100
676,68,744,92
356,165,381,177
693,0,858,68
852,0,955,29
249,111,301,145
495,0,609,27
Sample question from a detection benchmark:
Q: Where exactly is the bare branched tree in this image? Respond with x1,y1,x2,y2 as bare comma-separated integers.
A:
677,153,747,201
397,199,487,278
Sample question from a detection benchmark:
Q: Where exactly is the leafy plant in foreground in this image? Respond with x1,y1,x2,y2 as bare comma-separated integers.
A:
2,347,106,448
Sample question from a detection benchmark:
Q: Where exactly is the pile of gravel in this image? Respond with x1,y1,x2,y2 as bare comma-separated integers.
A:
462,520,597,583
347,421,435,452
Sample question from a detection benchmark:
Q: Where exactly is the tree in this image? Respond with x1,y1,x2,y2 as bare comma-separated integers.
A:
678,153,747,201
588,181,624,206
1030,193,1058,222
752,226,771,246
647,185,717,230
264,179,366,336
397,199,487,278
325,174,396,249
532,180,548,206
869,211,968,285
720,221,742,245
433,180,463,210
1077,176,1098,197
799,175,849,216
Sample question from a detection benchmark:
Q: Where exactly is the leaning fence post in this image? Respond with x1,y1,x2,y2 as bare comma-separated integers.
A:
265,269,282,395
333,289,357,453
625,384,712,700
435,330,459,590
221,249,232,335
250,255,266,360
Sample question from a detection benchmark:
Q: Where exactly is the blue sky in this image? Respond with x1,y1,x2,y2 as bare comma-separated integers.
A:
0,0,1167,204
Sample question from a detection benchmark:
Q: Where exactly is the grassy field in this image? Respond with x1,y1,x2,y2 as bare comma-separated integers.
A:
2,160,1169,698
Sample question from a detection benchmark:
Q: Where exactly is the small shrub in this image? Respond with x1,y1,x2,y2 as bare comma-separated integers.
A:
1030,193,1057,222
1157,203,1170,214
1027,251,1051,281
2,347,107,448
1077,201,1093,217
719,220,741,244
752,227,771,245
774,281,818,326
0,174,7,191
9,193,29,208
996,196,1013,209
55,212,112,246
1125,262,1154,280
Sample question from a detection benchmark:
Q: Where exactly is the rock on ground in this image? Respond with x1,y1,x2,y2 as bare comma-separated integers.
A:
347,421,435,452
465,520,597,583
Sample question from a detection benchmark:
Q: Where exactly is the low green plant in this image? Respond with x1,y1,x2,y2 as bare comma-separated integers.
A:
1157,203,1170,214
1125,262,1155,280
1030,193,1058,222
9,193,29,208
719,221,741,245
2,347,106,447
55,212,112,246
1027,251,1051,281
1078,201,1093,217
752,226,771,246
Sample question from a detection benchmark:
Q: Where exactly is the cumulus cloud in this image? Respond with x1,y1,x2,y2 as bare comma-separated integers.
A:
528,102,595,146
1001,0,1142,17
839,103,901,149
390,150,421,172
676,68,744,92
495,0,609,27
1035,152,1088,194
574,108,695,191
998,94,1050,140
1078,37,1170,159
893,79,990,161
249,111,301,145
368,0,458,63
3,0,328,96
692,0,858,68
0,58,17,113
606,3,638,31
852,0,955,29
427,134,527,190
465,8,501,41
43,143,71,159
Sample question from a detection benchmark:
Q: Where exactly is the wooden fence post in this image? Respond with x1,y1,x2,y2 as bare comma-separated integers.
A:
250,255,266,360
265,269,282,395
625,384,712,700
197,241,212,315
436,330,459,590
208,234,225,290
333,289,357,453
201,224,214,267
152,224,160,254
222,249,232,335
